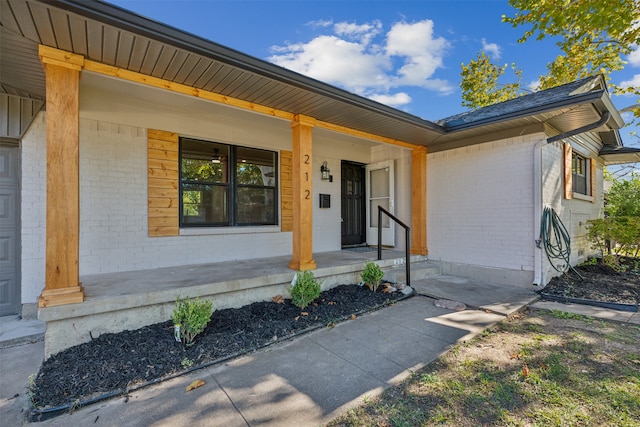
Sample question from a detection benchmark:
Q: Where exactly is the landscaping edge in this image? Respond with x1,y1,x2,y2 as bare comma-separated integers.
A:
27,289,415,423
539,292,639,313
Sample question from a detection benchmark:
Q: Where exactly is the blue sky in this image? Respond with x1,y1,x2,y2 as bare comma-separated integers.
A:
109,0,639,146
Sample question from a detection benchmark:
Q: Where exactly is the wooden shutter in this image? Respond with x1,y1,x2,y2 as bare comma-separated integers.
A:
148,129,179,236
563,142,573,199
280,150,293,232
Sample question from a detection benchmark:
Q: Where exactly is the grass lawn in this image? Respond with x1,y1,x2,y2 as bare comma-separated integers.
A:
328,308,640,427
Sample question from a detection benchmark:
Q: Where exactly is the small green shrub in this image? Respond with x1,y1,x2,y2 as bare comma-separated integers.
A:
172,295,213,346
579,257,598,266
586,217,640,259
290,270,321,309
361,261,384,292
181,357,194,369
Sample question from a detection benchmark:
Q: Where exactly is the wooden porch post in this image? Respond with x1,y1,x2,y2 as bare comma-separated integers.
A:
288,115,317,271
411,147,428,255
38,46,85,307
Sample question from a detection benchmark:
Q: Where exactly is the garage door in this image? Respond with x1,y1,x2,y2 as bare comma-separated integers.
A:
0,143,19,316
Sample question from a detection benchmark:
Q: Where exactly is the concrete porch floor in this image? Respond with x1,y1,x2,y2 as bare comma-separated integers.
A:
37,249,431,356
80,248,417,301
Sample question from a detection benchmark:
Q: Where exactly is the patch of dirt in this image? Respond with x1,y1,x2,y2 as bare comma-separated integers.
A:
30,284,407,412
328,309,640,427
541,257,640,305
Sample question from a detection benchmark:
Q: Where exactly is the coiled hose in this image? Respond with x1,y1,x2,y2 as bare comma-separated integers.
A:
540,207,583,280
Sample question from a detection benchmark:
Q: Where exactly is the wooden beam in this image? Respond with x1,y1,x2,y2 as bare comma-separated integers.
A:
411,147,428,255
38,45,84,71
38,46,84,307
288,115,316,271
83,60,294,121
315,120,420,150
82,59,419,150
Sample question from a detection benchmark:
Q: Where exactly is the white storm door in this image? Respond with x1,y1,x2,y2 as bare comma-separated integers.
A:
365,160,395,246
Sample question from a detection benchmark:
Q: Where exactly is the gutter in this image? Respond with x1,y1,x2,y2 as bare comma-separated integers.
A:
546,111,611,143
441,90,607,133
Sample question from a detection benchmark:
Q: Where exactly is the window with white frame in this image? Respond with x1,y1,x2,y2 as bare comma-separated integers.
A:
180,138,278,227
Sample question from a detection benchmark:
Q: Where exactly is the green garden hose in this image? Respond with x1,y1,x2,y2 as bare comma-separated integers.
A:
540,207,583,280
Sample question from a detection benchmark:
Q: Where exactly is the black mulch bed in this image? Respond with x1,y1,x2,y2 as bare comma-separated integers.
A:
541,257,640,306
30,284,409,414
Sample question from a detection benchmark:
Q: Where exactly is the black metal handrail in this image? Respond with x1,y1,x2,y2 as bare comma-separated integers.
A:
377,206,411,286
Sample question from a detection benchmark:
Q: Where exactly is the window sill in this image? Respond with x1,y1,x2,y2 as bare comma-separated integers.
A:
179,225,281,236
571,193,594,203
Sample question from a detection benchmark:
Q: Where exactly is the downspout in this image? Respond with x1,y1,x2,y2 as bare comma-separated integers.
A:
533,110,611,286
533,138,546,286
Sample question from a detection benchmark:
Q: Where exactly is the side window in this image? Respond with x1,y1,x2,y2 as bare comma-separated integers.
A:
572,152,589,195
563,142,595,201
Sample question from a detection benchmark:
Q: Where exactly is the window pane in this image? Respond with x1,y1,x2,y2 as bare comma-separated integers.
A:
236,148,276,186
574,176,587,194
370,199,390,228
571,153,588,195
182,139,229,183
182,183,228,225
237,187,275,224
370,168,389,198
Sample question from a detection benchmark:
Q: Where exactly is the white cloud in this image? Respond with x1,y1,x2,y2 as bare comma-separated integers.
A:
628,46,640,67
621,110,635,125
334,20,382,44
386,20,451,89
619,74,640,90
528,79,541,92
307,19,333,29
368,92,412,107
268,35,390,93
481,38,501,60
269,19,454,110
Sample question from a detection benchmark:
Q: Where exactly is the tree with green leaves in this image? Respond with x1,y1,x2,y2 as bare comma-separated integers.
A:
605,171,640,218
460,52,524,109
461,0,640,116
587,172,640,259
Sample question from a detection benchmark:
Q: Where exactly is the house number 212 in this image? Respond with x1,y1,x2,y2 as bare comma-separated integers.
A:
303,154,310,199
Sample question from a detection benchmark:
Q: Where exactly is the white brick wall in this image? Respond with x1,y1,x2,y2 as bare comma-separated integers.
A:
541,140,604,282
78,118,297,275
20,112,47,303
312,132,371,252
20,110,379,303
427,136,538,274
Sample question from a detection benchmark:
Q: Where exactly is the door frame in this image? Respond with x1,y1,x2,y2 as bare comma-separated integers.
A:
365,159,395,247
340,160,366,247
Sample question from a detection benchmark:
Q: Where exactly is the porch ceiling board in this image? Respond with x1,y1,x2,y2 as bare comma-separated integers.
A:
0,27,45,99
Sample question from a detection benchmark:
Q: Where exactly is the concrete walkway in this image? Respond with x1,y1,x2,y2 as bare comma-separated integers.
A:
1,276,635,426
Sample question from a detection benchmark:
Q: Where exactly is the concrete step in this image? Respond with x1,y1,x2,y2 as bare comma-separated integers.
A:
384,260,441,285
0,316,45,348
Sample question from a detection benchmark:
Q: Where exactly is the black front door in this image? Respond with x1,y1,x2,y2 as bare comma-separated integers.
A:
341,161,366,246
